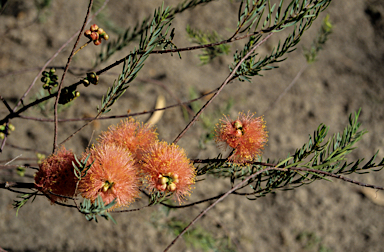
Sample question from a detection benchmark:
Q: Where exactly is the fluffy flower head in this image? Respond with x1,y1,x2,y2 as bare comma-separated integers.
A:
140,141,196,203
98,118,157,160
34,147,77,203
215,112,268,163
78,143,140,209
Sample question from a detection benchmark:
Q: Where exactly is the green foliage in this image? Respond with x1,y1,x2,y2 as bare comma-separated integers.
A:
13,192,38,216
304,14,333,63
186,25,231,64
16,166,25,177
231,0,332,82
97,4,174,114
198,109,384,198
79,195,117,223
95,0,216,66
73,153,93,180
149,189,174,206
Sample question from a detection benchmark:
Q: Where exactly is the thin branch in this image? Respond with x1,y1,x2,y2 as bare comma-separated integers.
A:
58,113,102,146
0,182,35,189
263,64,307,114
289,167,384,190
5,143,50,155
172,33,274,144
52,0,94,153
0,95,13,113
12,0,109,112
16,87,217,122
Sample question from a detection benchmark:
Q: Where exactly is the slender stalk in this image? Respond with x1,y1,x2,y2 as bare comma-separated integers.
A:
52,0,94,153
172,33,274,144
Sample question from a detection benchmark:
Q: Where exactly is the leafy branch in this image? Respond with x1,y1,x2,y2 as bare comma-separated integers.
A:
79,195,117,223
231,0,332,82
95,0,216,65
186,25,231,64
97,4,174,114
197,109,384,199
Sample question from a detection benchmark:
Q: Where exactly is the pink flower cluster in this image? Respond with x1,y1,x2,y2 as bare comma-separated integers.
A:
34,111,267,209
34,147,77,203
34,118,196,209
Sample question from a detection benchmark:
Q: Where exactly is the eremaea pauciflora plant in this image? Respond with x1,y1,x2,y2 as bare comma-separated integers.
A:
0,0,383,251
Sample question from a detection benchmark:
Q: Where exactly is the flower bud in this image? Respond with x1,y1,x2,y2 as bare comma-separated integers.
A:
97,28,104,35
158,176,168,185
90,24,99,32
234,129,243,137
103,33,109,40
8,124,15,131
84,29,92,38
167,183,177,192
93,39,102,46
82,79,90,87
156,184,167,191
234,120,243,129
90,32,99,41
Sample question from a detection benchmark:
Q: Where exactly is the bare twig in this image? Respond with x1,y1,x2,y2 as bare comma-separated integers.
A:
58,113,102,146
0,95,13,113
263,64,307,114
52,0,94,153
17,88,216,123
13,0,109,112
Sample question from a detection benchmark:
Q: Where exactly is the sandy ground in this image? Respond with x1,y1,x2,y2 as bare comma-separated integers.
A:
1,0,384,251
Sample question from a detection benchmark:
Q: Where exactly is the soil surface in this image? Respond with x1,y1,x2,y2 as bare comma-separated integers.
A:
1,0,384,251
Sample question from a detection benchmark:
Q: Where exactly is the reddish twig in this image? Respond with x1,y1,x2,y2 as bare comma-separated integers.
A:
0,95,13,113
263,64,308,114
52,0,94,153
13,0,109,112
17,87,216,123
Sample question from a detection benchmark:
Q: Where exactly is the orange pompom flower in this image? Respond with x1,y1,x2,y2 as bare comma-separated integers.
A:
98,118,158,160
34,147,77,203
215,112,268,163
78,144,140,209
140,141,196,203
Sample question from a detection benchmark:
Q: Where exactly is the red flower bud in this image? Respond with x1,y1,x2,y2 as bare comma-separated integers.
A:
97,28,104,35
84,29,92,38
93,39,102,46
90,32,99,41
90,24,99,32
